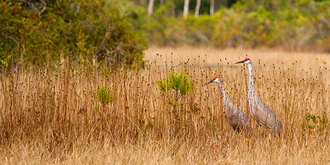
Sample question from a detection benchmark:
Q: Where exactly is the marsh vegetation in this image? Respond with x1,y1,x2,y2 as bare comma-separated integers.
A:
0,48,328,164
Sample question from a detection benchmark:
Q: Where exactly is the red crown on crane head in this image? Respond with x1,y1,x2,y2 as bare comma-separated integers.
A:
244,58,251,61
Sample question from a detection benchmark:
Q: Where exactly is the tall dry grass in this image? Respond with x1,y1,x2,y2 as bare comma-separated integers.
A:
0,48,329,164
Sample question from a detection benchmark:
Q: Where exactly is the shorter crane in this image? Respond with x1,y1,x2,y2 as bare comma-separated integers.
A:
208,76,252,133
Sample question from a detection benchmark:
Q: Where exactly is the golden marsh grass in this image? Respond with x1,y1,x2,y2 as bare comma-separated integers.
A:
0,48,329,164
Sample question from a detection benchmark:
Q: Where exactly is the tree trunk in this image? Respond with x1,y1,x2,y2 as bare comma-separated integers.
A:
210,0,214,16
183,0,189,18
195,0,201,17
148,0,155,17
160,0,165,5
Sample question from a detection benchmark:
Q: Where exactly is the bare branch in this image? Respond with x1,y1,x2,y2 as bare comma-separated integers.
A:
28,0,47,16
40,0,47,15
95,31,111,55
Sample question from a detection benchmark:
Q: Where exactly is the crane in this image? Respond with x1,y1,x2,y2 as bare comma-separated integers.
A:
208,76,252,133
236,58,284,135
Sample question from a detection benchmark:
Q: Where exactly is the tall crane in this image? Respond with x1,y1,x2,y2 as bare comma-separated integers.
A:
208,76,252,133
236,58,284,135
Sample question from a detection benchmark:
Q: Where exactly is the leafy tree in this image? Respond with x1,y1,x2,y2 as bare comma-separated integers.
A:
0,0,147,69
156,71,195,136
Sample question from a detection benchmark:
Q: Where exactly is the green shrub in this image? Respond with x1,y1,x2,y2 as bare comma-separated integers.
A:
212,9,243,47
241,6,276,47
156,71,195,136
302,109,329,134
157,71,195,96
0,0,147,69
96,86,114,105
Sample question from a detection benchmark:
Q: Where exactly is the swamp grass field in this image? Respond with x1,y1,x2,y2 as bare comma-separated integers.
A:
0,48,329,164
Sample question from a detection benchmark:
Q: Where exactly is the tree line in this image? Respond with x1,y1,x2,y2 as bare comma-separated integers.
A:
135,0,238,17
0,0,329,69
134,0,329,52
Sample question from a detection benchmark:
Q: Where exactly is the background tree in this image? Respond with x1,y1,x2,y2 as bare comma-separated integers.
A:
183,0,190,18
195,0,201,17
148,0,155,16
0,0,148,69
210,0,214,16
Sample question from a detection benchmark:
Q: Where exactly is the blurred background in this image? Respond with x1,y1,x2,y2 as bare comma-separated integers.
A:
1,0,329,68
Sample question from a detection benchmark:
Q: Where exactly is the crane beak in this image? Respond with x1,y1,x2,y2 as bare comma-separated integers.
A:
235,60,245,64
207,80,214,85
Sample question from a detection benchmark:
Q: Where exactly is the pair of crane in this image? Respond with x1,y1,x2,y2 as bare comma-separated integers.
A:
207,58,285,135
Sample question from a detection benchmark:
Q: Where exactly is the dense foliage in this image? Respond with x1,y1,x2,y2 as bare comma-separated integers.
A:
1,0,329,68
0,0,147,68
137,0,329,52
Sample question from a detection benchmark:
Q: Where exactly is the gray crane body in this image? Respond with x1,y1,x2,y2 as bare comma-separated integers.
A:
208,77,252,133
236,59,285,135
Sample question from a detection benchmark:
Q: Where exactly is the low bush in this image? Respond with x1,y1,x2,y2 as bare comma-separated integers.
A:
0,0,147,69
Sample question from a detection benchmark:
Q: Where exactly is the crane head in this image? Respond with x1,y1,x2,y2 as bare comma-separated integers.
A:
207,76,221,84
235,58,251,64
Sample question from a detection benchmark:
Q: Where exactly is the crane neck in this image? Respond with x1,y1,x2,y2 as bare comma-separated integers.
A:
247,62,255,90
216,81,228,101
